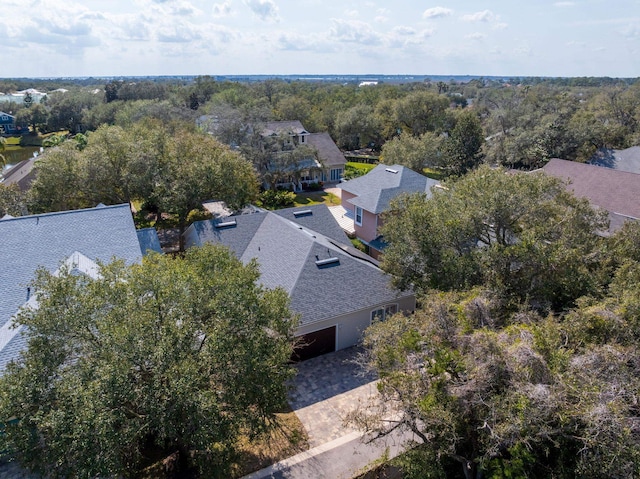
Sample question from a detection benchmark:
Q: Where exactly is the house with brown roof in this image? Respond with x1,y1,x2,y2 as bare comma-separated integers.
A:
0,158,37,192
261,121,346,189
542,158,640,234
306,132,346,182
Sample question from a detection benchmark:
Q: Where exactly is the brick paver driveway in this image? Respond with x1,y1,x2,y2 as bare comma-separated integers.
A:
288,347,380,448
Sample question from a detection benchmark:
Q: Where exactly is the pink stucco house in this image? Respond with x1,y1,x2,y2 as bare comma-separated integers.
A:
339,164,440,258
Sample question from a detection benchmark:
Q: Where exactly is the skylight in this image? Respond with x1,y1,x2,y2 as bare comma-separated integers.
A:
215,219,237,228
293,209,313,217
315,257,340,267
385,168,399,174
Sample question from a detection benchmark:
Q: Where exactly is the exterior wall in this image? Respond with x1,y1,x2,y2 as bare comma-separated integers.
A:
369,247,383,261
355,209,379,243
341,191,357,212
294,294,416,351
341,192,381,243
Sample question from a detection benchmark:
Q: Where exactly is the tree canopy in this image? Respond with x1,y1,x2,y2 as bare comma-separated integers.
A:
27,121,259,249
353,287,640,479
380,165,607,309
0,244,296,478
350,167,640,478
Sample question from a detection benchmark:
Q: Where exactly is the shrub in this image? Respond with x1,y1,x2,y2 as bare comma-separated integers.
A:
186,208,213,224
258,189,296,209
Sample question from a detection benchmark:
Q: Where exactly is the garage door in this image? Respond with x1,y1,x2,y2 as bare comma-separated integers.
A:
292,326,336,361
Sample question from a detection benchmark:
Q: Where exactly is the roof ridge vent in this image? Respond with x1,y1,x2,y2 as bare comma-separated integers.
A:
315,257,340,268
215,219,237,228
385,168,399,174
293,209,313,217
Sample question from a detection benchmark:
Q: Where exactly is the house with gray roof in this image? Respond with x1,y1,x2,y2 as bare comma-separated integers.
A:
542,158,640,234
0,204,157,373
589,146,640,175
339,164,440,258
183,204,414,360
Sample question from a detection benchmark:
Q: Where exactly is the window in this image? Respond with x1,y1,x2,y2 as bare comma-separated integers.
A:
330,168,343,181
355,206,363,226
371,308,385,324
300,135,306,143
371,304,399,325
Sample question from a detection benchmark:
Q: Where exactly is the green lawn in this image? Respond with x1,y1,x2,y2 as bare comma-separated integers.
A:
423,167,447,180
293,191,341,207
346,161,376,173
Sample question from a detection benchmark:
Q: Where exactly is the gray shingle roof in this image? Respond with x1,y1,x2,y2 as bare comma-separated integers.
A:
183,210,411,327
0,204,143,372
306,132,346,168
590,146,640,175
340,164,440,214
273,204,350,244
136,227,163,255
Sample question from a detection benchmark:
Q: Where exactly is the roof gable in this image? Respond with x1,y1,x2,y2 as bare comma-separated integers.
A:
306,132,346,168
262,120,309,137
341,164,440,214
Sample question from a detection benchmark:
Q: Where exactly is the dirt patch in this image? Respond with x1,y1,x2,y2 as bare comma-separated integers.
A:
156,228,181,253
230,407,309,478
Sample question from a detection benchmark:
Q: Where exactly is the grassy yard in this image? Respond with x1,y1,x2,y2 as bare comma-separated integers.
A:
423,167,447,180
345,161,377,180
293,191,341,207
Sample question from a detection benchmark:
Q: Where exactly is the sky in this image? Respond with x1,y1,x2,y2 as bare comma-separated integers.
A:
1,0,639,78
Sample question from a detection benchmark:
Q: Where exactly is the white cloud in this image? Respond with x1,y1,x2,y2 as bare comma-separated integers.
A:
392,26,416,36
169,1,200,16
212,2,232,17
465,32,486,40
462,10,496,22
554,1,576,6
276,31,336,53
244,0,279,21
622,24,640,39
422,7,453,19
374,16,388,23
514,46,532,56
156,23,202,42
330,19,382,45
344,9,359,17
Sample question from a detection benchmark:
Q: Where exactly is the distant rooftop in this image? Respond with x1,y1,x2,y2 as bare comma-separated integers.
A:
590,146,640,175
